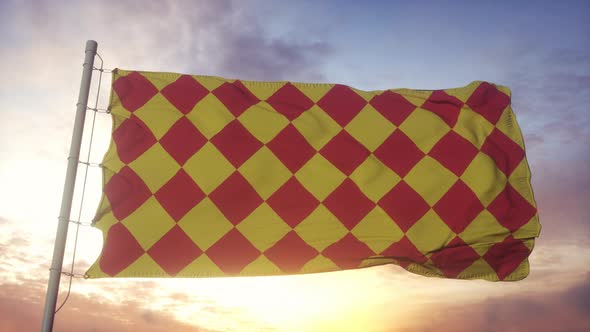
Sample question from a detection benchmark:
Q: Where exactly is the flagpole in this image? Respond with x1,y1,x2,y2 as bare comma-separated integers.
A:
41,40,98,332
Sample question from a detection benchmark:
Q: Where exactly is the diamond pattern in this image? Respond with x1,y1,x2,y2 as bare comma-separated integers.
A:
369,90,416,126
378,181,430,232
323,179,375,230
487,184,537,232
374,130,424,177
212,80,259,117
320,130,370,175
154,169,206,222
267,82,314,120
148,226,202,276
105,166,151,221
159,117,207,165
99,223,144,276
433,180,484,233
421,90,464,127
112,116,157,164
429,131,479,176
431,237,480,278
211,120,263,168
267,177,319,228
113,71,158,112
160,75,209,114
481,128,525,176
322,233,375,269
466,82,510,125
205,228,260,274
318,84,367,127
264,231,319,273
267,124,316,173
209,172,263,225
483,235,530,280
91,71,539,281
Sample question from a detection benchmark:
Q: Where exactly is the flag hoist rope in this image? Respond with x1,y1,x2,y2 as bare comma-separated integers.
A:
41,40,98,332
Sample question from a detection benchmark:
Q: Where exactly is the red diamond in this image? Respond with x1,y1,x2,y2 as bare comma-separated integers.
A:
370,90,416,126
212,80,259,117
264,231,319,273
113,72,158,112
378,181,430,232
374,130,424,177
323,179,375,230
159,117,207,165
421,90,463,127
267,124,316,173
319,130,370,175
155,169,206,222
431,236,480,278
267,177,319,228
481,128,525,176
209,172,263,225
267,83,314,120
483,235,530,280
211,120,263,168
206,228,261,275
99,223,144,276
487,184,537,232
160,75,209,114
466,82,510,125
322,233,375,269
429,131,478,176
112,116,157,164
317,84,367,127
147,225,202,276
433,180,484,233
380,236,427,268
105,166,151,220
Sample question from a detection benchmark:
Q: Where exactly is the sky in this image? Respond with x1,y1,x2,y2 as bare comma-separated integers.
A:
0,0,589,331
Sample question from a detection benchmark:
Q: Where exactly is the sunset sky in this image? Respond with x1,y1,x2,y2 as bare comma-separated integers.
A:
1,0,589,331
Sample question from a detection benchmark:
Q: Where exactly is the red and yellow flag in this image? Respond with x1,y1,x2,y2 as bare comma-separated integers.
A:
87,69,540,281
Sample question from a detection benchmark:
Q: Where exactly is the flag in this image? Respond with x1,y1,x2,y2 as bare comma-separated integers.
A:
86,69,540,281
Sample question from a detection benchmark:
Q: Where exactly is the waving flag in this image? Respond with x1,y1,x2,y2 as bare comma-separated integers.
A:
86,69,540,281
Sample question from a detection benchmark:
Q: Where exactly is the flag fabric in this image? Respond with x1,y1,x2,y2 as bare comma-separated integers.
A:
86,69,540,281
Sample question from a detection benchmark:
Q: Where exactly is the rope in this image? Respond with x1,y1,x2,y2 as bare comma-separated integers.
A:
55,52,108,313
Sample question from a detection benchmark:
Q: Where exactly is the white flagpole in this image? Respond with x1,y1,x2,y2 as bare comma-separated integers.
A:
41,40,98,332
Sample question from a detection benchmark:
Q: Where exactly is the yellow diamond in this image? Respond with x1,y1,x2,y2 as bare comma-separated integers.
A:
142,71,176,91
345,104,396,151
352,87,376,102
512,217,541,240
186,94,235,139
193,75,225,92
134,94,183,139
393,89,431,107
241,256,280,276
399,107,450,153
177,198,233,250
351,206,404,253
295,154,346,201
238,102,289,143
236,203,291,251
406,210,454,254
101,146,125,175
238,147,291,199
300,255,339,273
460,152,507,206
121,197,176,250
241,81,284,100
128,143,180,192
292,105,341,150
117,254,166,277
508,159,536,207
94,210,118,232
178,255,224,277
454,108,494,149
295,205,348,251
404,156,457,206
457,258,497,280
444,81,480,103
459,210,509,247
183,142,235,194
350,157,400,203
496,108,525,149
293,83,334,103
